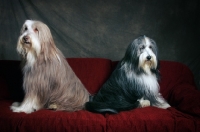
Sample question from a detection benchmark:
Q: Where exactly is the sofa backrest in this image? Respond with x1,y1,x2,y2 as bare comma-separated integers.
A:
159,60,196,99
67,58,112,94
0,59,197,102
0,58,113,100
0,60,23,101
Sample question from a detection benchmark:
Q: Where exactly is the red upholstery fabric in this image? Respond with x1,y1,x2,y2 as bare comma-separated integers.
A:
67,58,112,94
159,61,200,117
106,107,198,132
0,59,200,132
0,100,106,132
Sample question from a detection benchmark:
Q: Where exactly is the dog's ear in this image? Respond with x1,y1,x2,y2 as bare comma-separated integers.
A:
123,37,141,63
149,38,158,57
35,22,60,62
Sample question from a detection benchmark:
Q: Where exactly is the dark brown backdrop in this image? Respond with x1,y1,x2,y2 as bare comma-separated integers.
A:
0,0,199,89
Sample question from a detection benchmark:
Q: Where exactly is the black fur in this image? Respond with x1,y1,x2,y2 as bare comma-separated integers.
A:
85,35,160,113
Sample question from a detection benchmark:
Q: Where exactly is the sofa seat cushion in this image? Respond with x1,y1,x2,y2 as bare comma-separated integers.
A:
0,100,106,132
106,107,198,132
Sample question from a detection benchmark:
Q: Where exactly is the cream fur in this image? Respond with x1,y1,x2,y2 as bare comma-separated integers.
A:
10,20,90,113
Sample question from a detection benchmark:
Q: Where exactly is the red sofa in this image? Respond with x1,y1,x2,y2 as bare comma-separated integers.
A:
0,58,200,132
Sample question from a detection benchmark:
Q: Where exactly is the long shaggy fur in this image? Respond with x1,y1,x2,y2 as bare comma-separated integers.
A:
10,20,89,113
85,35,170,113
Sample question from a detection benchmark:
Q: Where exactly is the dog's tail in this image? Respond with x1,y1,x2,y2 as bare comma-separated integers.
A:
85,101,118,113
85,101,139,114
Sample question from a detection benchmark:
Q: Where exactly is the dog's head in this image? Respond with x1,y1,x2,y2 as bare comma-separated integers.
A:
17,20,60,67
123,35,158,75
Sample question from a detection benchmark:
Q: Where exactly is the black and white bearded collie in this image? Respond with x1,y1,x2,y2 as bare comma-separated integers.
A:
10,20,89,113
85,35,170,113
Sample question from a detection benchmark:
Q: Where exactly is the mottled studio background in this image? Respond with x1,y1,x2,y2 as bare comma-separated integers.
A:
0,0,200,89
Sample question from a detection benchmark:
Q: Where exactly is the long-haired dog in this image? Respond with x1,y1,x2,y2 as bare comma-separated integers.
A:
10,20,89,113
85,35,170,113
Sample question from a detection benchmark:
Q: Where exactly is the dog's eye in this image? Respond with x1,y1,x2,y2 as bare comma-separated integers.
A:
140,45,145,50
34,28,38,32
24,27,28,31
149,46,152,49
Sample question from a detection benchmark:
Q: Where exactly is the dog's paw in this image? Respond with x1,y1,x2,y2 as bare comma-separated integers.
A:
161,103,171,109
11,107,34,113
138,98,150,108
140,100,150,107
48,104,58,110
153,95,171,109
11,102,21,107
154,102,171,109
10,106,22,113
10,107,31,113
10,102,22,112
10,104,34,114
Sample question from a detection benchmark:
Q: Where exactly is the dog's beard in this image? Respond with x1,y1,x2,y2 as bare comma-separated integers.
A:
17,33,41,68
138,53,157,74
18,46,27,58
17,37,27,58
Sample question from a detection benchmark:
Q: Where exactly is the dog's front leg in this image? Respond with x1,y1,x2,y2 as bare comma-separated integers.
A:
10,95,41,113
153,93,171,109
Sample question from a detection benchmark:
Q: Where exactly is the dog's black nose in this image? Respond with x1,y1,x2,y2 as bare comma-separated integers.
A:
23,36,29,43
146,55,151,60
